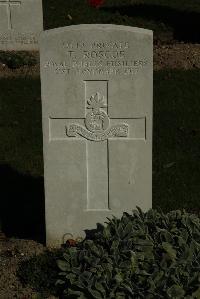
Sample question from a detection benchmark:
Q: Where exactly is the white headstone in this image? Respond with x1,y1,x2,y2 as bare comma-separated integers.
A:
40,24,153,247
0,0,43,50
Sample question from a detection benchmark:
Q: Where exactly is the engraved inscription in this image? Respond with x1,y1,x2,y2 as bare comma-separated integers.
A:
63,41,129,49
0,0,21,30
83,50,125,59
44,40,149,76
0,32,38,44
66,92,129,142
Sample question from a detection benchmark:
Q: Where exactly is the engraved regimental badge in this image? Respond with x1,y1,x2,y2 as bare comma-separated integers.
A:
66,92,129,141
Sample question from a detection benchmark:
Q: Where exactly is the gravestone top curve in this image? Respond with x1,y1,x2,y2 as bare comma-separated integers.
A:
40,24,152,35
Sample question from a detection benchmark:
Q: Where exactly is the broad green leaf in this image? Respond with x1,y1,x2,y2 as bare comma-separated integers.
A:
88,287,103,299
78,250,85,262
192,287,200,298
95,281,106,296
119,260,131,269
167,285,185,298
63,252,71,262
71,267,81,275
117,223,124,236
102,262,113,272
66,273,76,284
152,270,164,284
121,283,133,295
90,243,101,257
162,242,177,260
136,206,145,221
57,259,71,272
55,279,65,285
115,273,124,284
111,240,119,252
68,289,84,296
116,292,126,299
79,271,93,283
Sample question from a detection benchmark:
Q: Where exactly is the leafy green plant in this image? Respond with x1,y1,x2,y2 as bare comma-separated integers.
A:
56,208,200,298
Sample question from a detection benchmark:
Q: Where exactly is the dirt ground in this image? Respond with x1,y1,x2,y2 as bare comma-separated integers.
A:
153,43,200,70
0,42,200,298
0,236,58,299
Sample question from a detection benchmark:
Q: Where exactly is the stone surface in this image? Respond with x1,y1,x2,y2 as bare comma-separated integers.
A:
0,0,43,50
39,24,153,247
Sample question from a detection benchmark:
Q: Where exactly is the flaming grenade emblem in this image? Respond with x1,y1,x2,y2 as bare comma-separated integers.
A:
85,92,109,133
66,91,129,141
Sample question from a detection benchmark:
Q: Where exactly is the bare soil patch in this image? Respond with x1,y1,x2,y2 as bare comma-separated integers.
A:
0,238,58,299
154,43,200,70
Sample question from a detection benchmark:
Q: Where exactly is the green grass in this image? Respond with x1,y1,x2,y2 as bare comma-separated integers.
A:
0,70,200,213
0,78,43,177
153,69,200,213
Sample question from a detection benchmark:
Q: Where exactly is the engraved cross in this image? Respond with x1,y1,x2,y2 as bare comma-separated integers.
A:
50,80,146,211
0,0,21,30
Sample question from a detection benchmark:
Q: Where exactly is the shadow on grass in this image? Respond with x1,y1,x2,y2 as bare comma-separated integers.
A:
152,70,200,213
102,4,200,43
0,164,45,244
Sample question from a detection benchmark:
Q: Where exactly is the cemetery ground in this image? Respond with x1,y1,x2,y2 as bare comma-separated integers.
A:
0,1,200,298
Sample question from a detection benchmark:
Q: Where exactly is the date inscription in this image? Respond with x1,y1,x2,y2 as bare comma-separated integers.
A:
44,40,149,76
0,32,38,45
